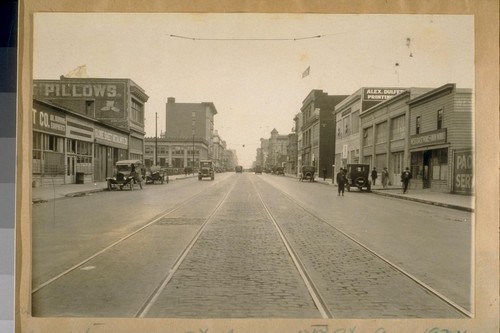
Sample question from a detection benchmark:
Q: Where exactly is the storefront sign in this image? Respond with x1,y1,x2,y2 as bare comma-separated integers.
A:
363,88,406,101
454,150,473,195
94,127,128,148
32,107,66,135
410,129,447,148
34,82,118,98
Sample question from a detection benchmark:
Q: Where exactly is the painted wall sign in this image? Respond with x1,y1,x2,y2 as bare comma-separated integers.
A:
410,129,447,148
32,107,66,135
454,150,474,195
94,127,128,147
33,80,126,119
363,88,406,101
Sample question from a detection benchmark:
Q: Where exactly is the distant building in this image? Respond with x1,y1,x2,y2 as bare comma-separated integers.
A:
267,129,289,170
165,97,217,164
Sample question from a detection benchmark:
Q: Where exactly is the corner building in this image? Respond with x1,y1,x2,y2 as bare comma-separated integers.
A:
33,77,149,181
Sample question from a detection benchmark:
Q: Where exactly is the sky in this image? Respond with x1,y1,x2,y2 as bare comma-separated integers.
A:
33,13,474,168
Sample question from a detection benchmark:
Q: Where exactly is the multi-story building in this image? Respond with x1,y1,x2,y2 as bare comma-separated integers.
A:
33,77,149,182
144,136,209,170
258,138,269,169
359,88,432,186
267,129,289,170
286,132,297,175
299,90,348,179
294,112,303,177
407,84,473,194
334,87,406,179
164,97,218,168
32,98,131,186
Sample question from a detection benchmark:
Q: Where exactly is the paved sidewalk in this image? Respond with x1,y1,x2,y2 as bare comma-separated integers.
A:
291,174,474,212
32,174,196,203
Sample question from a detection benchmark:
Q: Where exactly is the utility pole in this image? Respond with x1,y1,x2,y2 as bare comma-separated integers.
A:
155,112,158,166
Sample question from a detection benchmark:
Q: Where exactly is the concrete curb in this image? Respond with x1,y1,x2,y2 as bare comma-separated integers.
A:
371,190,474,212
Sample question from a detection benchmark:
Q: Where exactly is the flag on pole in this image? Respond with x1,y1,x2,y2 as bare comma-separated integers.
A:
302,66,310,78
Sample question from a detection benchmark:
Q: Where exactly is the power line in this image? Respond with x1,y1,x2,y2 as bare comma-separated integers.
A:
168,34,325,41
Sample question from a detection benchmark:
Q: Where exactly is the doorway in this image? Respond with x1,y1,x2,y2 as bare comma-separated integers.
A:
66,155,76,184
423,150,431,188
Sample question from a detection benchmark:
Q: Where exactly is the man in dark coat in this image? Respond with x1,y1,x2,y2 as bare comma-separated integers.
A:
371,167,378,185
336,167,347,196
401,167,412,193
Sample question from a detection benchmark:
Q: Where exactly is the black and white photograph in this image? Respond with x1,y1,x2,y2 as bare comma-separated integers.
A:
17,1,498,333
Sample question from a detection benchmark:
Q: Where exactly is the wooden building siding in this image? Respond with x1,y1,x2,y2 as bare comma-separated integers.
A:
390,139,405,151
375,143,387,154
447,92,473,150
409,93,454,136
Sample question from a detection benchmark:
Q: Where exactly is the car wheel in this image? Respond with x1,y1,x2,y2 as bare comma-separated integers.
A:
119,185,123,190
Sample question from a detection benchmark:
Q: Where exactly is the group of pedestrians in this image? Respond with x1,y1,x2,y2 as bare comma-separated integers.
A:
336,165,412,196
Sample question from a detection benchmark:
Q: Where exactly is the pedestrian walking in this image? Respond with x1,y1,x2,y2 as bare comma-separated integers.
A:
336,167,347,196
401,167,412,193
322,167,327,181
381,167,389,189
371,167,378,185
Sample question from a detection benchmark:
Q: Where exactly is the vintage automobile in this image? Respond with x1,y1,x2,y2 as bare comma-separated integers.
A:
254,165,262,174
106,159,144,190
275,166,285,175
345,163,371,192
145,165,166,184
299,165,315,182
198,160,214,180
235,165,243,173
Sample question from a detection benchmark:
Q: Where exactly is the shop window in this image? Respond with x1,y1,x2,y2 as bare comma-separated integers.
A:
411,152,423,179
437,109,443,129
431,148,448,180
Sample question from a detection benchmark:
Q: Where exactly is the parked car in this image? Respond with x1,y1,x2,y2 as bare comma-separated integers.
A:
345,163,371,192
235,165,243,173
255,165,262,174
275,166,285,175
299,165,315,182
106,159,144,190
145,165,166,184
198,160,214,180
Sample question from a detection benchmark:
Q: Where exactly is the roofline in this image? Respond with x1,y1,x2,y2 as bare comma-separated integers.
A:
407,83,456,105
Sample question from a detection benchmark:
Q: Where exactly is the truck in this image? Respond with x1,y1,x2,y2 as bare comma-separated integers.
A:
198,160,214,181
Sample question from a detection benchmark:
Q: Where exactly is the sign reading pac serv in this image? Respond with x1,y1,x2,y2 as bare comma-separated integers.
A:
454,150,474,195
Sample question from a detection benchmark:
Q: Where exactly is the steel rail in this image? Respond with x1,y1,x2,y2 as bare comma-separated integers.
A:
134,177,239,318
250,176,333,319
259,176,473,318
32,179,225,294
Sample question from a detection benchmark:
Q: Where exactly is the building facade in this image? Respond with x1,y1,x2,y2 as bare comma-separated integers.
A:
334,87,406,180
33,98,131,186
144,136,210,171
299,90,348,179
267,129,289,170
359,88,432,186
407,84,473,194
165,97,217,163
33,77,149,170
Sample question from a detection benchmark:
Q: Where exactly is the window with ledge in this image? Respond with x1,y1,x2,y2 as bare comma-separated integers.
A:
416,116,421,134
437,109,443,129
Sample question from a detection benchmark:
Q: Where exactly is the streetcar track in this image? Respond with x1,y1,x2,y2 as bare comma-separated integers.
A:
134,177,240,318
257,175,473,318
249,176,333,319
31,178,228,294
